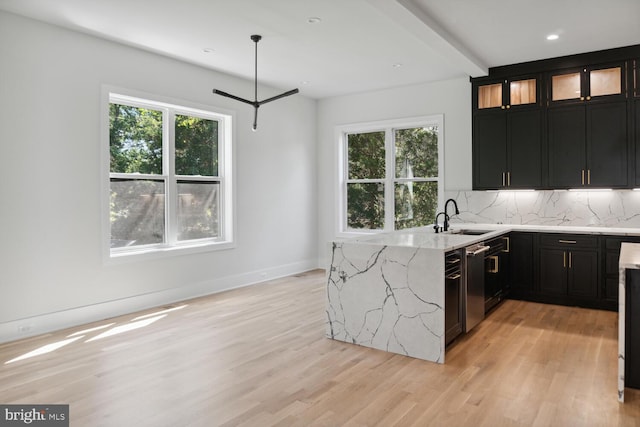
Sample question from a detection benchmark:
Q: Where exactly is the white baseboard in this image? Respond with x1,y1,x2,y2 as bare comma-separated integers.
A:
0,259,319,345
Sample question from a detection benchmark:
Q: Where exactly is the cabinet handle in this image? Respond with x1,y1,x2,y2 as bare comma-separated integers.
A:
506,105,511,109
563,252,567,268
446,273,461,280
502,172,506,187
588,169,591,185
569,252,573,268
586,96,591,101
580,96,585,101
487,256,499,273
581,169,585,185
558,240,577,244
507,171,511,187
501,105,506,110
502,236,510,253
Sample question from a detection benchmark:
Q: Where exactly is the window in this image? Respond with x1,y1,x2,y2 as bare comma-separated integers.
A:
106,92,233,258
338,116,443,234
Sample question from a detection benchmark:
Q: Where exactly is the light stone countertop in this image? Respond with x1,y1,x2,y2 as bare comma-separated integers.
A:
346,223,640,252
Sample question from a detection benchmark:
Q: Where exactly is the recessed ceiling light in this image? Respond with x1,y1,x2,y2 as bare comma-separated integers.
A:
300,81,310,85
307,17,321,24
392,63,403,68
202,48,215,53
546,34,559,41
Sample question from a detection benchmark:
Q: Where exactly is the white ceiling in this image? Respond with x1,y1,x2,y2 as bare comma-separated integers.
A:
1,0,639,99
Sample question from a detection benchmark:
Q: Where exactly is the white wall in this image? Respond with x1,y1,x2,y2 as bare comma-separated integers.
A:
316,78,472,267
0,11,318,342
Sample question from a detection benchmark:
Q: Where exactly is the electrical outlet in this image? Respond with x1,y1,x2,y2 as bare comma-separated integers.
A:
18,325,32,333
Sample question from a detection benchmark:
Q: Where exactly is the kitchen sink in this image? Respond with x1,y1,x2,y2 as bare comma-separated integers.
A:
447,229,493,236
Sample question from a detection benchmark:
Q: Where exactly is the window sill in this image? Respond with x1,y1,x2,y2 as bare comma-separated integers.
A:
105,240,235,265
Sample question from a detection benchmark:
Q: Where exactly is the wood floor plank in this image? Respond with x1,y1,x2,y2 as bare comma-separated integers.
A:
1,269,639,426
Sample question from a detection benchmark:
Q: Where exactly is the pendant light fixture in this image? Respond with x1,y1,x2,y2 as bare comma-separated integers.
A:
212,35,299,131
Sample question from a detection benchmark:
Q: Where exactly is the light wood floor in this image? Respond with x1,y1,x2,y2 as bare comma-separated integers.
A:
1,270,640,426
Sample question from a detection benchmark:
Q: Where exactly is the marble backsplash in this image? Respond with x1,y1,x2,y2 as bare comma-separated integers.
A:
445,190,640,228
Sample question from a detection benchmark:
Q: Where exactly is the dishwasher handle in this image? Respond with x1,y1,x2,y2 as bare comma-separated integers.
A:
466,245,490,256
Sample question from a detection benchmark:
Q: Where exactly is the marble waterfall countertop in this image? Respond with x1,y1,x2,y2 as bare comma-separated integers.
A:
325,224,509,364
618,243,640,402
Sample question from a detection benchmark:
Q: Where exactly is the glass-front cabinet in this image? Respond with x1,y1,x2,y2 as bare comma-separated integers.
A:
472,74,543,190
476,76,539,111
548,62,627,105
547,61,629,188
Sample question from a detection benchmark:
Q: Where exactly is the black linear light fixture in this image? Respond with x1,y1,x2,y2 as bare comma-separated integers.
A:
212,35,299,131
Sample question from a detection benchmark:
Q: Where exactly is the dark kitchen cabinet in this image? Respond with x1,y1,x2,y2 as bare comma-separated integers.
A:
539,248,568,295
548,63,627,106
484,235,510,313
509,232,537,299
506,231,640,311
444,250,463,346
472,46,640,190
626,269,640,389
546,62,628,188
538,234,599,303
603,236,640,310
635,96,640,185
473,76,543,190
634,59,640,185
547,100,628,188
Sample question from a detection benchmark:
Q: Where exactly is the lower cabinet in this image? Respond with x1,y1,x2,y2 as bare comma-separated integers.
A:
485,235,510,313
604,236,640,310
626,269,640,389
445,250,463,346
539,246,599,299
509,232,537,299
538,234,600,306
508,232,624,311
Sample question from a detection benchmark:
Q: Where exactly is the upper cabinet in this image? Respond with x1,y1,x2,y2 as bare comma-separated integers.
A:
472,45,640,191
476,77,538,111
472,76,543,190
546,62,629,188
633,59,640,186
548,63,626,106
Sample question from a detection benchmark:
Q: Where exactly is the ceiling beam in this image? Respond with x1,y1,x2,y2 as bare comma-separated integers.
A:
367,0,488,77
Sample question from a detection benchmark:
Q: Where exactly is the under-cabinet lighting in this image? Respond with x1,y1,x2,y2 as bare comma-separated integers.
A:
568,188,612,192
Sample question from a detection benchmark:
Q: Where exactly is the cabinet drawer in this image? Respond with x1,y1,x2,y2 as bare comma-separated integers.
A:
540,234,598,248
605,236,640,251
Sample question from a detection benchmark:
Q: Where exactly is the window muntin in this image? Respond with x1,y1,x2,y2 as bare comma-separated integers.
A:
108,93,232,256
340,117,443,234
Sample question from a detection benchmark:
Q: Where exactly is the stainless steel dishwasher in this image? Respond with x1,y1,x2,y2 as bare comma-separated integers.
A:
465,242,490,332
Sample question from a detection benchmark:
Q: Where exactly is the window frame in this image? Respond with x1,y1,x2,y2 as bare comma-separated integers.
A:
335,115,444,237
101,87,235,263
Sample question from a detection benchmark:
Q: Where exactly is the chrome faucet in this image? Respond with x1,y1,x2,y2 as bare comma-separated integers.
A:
443,198,460,232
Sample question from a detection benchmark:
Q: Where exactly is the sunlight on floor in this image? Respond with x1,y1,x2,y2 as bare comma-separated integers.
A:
85,315,167,342
4,304,188,364
5,336,84,364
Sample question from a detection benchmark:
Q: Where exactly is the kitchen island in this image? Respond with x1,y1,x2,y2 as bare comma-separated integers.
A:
618,242,640,402
326,223,640,367
325,227,506,363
